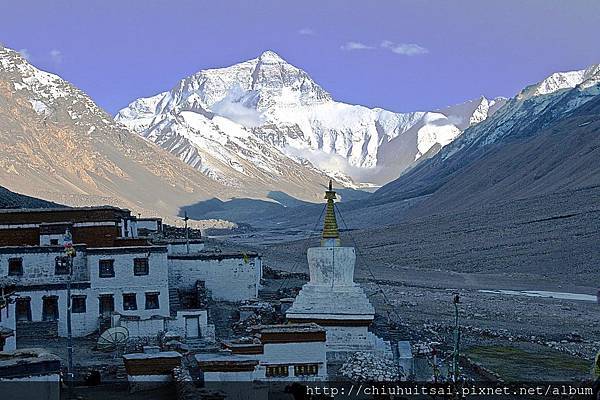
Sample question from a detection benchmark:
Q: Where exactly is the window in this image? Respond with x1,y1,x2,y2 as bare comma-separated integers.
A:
294,364,319,376
8,258,23,276
72,295,86,313
122,293,137,311
133,258,149,276
15,297,31,322
266,365,289,378
99,259,115,278
50,239,59,245
55,257,70,275
145,292,159,310
42,296,59,321
99,295,114,317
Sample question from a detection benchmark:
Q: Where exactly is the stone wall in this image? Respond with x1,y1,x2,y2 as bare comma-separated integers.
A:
168,255,261,302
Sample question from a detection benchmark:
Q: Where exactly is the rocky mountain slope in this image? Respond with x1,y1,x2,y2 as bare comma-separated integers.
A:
253,67,600,288
0,46,349,223
117,51,506,187
0,45,231,222
374,64,600,207
0,186,60,209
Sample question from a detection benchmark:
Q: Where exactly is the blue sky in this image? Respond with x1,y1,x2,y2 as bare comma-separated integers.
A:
2,0,599,114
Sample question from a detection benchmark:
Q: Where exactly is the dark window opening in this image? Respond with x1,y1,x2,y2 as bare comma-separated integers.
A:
133,258,149,276
99,295,114,317
50,239,59,245
8,258,23,276
42,296,59,321
145,292,159,310
55,257,70,275
123,293,137,311
294,364,319,376
99,259,115,278
15,297,31,322
72,296,86,313
266,365,289,378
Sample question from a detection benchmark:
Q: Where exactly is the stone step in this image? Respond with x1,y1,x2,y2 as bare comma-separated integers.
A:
115,365,127,380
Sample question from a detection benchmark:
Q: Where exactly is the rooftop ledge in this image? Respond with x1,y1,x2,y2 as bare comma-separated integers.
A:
167,251,260,260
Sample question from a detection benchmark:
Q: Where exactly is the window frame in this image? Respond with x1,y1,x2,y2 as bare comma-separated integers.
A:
294,364,319,377
122,293,137,311
133,258,149,276
8,258,23,276
98,259,115,278
71,295,87,313
265,365,289,378
55,257,70,275
98,294,115,317
144,292,160,310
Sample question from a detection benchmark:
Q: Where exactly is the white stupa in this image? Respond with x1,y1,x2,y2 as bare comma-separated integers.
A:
286,181,390,360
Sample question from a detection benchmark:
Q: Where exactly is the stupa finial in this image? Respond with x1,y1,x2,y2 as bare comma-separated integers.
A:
321,180,340,246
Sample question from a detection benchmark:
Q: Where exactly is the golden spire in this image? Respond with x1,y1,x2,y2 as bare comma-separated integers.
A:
321,180,341,246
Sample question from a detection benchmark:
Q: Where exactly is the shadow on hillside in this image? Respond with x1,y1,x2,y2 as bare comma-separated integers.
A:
178,188,373,227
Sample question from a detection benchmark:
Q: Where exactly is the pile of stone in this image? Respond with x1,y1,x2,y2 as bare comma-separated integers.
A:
339,351,402,382
173,367,225,400
232,301,283,334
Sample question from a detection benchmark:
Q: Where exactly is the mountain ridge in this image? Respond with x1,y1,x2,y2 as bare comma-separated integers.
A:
116,50,507,187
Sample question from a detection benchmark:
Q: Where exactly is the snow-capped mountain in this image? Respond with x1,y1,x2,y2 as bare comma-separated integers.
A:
0,45,273,222
376,63,600,201
117,51,506,186
0,46,344,221
442,64,600,160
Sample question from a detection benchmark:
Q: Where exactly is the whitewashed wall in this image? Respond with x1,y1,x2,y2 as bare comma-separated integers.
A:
255,341,327,380
116,316,165,338
14,287,97,337
87,248,170,320
0,247,88,284
168,255,261,302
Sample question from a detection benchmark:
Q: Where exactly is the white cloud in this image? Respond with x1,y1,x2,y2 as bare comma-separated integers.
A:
211,86,265,128
18,49,31,60
340,41,375,51
298,27,316,36
283,145,380,183
49,49,63,64
381,40,428,56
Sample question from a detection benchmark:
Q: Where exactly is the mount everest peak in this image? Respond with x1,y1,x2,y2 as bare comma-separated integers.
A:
116,51,506,187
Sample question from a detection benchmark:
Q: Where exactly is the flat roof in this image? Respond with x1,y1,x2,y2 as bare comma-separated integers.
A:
122,351,181,360
86,245,167,254
0,205,130,214
195,352,258,363
0,348,61,367
168,251,259,260
258,323,325,334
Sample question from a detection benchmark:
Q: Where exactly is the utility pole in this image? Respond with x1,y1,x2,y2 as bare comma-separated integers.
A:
184,211,190,254
452,293,461,383
63,229,76,393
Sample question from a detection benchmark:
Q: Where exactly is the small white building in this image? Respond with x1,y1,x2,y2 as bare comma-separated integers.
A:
196,323,327,382
122,350,181,392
